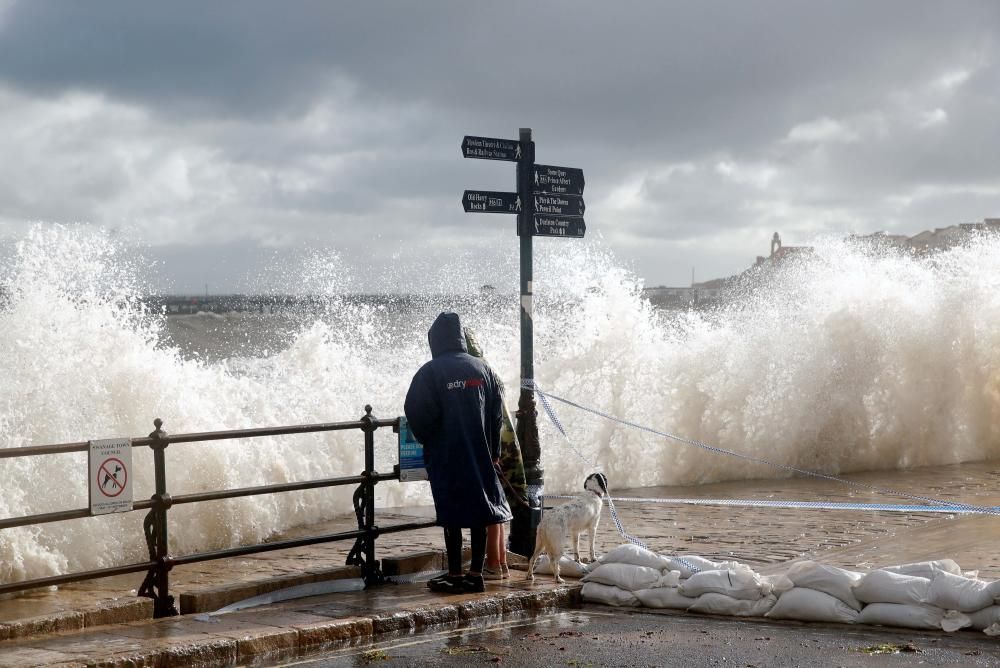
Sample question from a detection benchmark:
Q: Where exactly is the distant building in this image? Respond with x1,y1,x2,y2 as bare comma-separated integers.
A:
643,285,694,308
644,275,735,309
645,218,999,308
848,231,909,252
889,217,1000,255
754,232,813,266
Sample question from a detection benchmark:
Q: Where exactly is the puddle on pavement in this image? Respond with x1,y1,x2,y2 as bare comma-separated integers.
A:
272,610,596,667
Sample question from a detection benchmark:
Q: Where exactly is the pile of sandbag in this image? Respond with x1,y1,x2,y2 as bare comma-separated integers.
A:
580,544,787,617
576,544,1000,635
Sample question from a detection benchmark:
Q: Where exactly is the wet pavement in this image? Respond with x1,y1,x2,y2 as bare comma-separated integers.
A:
289,607,1000,667
0,573,581,666
2,461,1000,665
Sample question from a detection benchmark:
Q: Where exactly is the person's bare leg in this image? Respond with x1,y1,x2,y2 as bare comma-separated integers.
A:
487,523,501,569
497,522,508,574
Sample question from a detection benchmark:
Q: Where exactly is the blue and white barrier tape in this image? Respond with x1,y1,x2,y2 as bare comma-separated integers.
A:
545,495,996,514
528,380,649,550
522,379,1000,518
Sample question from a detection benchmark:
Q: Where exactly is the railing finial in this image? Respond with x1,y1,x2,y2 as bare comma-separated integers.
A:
149,419,167,442
364,405,373,416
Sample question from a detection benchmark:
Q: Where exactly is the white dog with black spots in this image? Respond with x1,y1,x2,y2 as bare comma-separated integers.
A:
527,472,608,584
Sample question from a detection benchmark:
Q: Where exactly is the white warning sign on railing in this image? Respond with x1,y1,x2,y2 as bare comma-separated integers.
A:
88,438,134,515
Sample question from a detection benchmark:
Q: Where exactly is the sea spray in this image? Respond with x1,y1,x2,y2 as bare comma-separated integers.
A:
1,227,366,582
528,235,1000,490
3,224,1000,584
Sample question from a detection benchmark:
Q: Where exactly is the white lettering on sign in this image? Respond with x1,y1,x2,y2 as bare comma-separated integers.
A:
464,191,520,213
535,218,569,235
463,137,521,160
89,438,134,515
398,416,428,482
466,137,515,151
535,168,568,186
534,194,569,214
533,165,584,195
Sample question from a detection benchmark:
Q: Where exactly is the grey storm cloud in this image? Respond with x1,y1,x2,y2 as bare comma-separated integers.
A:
0,1,998,291
3,2,994,142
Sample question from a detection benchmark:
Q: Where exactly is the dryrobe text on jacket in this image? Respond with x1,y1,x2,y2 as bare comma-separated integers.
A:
404,312,513,527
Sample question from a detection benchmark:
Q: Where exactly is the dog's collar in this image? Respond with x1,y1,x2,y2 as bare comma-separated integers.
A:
587,488,604,499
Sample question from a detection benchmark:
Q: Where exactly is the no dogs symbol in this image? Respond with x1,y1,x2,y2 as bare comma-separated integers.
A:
96,457,128,498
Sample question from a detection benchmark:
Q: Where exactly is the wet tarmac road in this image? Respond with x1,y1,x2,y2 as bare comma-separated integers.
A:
279,606,1000,667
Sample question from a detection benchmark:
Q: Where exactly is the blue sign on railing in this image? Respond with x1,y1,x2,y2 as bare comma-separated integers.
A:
398,417,428,482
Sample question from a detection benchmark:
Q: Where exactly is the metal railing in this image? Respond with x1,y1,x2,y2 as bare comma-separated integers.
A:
0,406,436,617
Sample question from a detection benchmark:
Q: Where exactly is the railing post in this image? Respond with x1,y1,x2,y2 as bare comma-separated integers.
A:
347,405,383,586
137,418,178,617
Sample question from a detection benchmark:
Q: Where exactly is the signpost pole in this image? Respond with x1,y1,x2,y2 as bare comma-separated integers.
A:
510,127,543,557
459,128,583,556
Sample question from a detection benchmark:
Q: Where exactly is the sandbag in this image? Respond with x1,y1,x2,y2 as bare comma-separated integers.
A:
583,563,662,592
852,570,930,605
679,566,766,601
966,605,1000,631
765,588,859,624
857,603,944,630
599,544,672,570
785,560,864,611
688,593,777,617
581,582,639,607
659,570,682,588
941,610,973,633
533,555,591,579
634,587,698,610
924,571,999,612
881,559,961,579
760,573,794,598
667,555,722,578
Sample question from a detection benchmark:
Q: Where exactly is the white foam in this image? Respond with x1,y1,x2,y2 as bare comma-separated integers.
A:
4,224,1000,583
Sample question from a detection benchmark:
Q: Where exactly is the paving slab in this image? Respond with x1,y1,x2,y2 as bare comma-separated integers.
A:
0,577,581,667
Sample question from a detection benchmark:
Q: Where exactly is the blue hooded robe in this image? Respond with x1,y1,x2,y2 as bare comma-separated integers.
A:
404,312,512,527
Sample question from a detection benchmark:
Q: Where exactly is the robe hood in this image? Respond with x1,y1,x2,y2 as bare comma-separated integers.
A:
428,312,467,358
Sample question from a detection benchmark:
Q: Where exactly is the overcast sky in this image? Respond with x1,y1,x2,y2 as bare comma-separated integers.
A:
1,1,998,293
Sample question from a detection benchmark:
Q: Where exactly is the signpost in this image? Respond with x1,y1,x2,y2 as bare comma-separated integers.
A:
461,129,586,556
534,193,585,217
462,190,521,214
534,215,586,238
462,136,522,162
533,164,585,196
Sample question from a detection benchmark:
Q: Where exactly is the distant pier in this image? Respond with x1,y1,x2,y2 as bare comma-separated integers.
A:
149,294,324,315
145,293,457,315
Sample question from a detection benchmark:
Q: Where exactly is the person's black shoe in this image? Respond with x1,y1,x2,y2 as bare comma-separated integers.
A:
427,572,450,588
428,576,464,594
461,574,485,593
